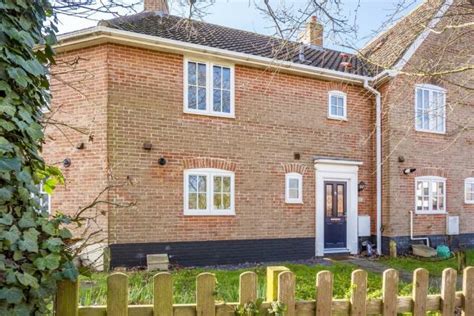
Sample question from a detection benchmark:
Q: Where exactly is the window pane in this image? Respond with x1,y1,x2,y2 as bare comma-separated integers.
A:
189,175,197,192
188,62,196,85
188,87,197,109
330,105,337,116
214,193,222,209
198,176,207,192
289,178,299,189
214,176,222,192
198,87,206,110
223,193,231,209
188,193,197,209
213,66,221,87
289,188,299,199
337,96,344,107
223,176,231,192
222,90,230,113
416,196,423,210
337,184,345,216
337,106,344,117
198,63,206,86
326,184,333,216
213,89,221,112
331,95,337,106
198,193,207,209
223,67,231,89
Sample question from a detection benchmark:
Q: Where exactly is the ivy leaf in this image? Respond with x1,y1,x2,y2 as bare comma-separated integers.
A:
0,157,21,172
16,272,39,289
0,287,24,304
1,225,21,244
44,253,61,270
59,228,72,239
62,261,78,281
0,213,14,225
6,67,29,88
18,228,39,253
18,213,36,229
0,187,14,201
43,237,63,252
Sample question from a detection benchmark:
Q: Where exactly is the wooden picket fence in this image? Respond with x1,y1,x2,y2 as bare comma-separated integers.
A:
55,266,474,316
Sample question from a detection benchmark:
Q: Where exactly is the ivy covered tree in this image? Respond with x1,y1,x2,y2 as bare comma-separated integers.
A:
0,1,78,314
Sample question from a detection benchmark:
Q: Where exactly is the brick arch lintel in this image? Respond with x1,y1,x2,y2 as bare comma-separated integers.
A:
281,163,308,175
183,157,236,172
417,167,447,178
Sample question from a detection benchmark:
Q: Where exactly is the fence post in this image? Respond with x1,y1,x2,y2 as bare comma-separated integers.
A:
382,269,399,316
266,266,290,302
278,271,295,316
55,280,78,316
154,272,173,316
441,268,457,316
350,269,367,316
196,273,216,316
463,267,474,315
315,270,333,316
107,272,128,316
239,271,257,305
412,268,429,316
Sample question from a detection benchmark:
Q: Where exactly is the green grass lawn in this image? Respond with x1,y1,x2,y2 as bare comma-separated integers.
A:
379,250,474,277
79,261,413,306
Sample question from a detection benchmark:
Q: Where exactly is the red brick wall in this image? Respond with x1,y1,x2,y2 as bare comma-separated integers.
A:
380,2,474,238
46,43,375,245
104,44,376,244
44,45,110,241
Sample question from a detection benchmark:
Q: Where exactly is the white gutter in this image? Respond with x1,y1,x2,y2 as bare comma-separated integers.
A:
363,80,382,255
56,26,373,84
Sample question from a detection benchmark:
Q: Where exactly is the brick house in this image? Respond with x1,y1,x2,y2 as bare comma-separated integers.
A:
44,0,473,268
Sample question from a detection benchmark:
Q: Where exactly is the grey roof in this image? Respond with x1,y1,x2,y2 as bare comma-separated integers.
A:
100,12,376,77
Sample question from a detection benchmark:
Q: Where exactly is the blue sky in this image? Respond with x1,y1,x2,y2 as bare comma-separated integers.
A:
57,0,421,52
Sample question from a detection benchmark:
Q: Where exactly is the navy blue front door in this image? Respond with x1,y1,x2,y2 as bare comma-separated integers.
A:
324,181,347,249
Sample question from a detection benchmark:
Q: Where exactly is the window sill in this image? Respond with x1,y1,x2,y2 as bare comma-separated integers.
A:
183,109,235,119
184,210,235,216
465,201,474,205
415,128,446,135
414,211,447,215
327,115,347,121
285,200,303,205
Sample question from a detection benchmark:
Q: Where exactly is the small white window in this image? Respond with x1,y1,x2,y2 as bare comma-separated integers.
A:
184,59,234,118
285,173,303,204
465,178,474,204
184,168,235,216
415,84,446,133
415,176,446,214
32,182,51,214
328,91,347,120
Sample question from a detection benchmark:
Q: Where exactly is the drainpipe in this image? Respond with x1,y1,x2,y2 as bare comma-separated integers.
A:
364,80,382,255
410,210,430,247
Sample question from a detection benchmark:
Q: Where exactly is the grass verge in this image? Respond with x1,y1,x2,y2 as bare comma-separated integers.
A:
79,261,412,305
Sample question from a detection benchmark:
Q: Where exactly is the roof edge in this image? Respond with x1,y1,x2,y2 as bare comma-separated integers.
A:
56,26,373,84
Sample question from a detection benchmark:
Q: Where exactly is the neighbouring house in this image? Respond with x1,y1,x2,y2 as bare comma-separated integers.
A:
44,0,474,268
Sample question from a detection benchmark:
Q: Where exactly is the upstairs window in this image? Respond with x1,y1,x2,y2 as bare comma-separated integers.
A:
415,176,446,214
328,91,347,120
415,84,446,133
184,169,235,216
285,173,303,204
465,178,474,204
185,59,234,117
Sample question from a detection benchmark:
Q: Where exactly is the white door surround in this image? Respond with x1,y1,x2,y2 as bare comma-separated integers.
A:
314,158,362,256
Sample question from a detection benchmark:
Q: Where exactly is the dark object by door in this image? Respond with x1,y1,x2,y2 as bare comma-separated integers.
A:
324,181,347,249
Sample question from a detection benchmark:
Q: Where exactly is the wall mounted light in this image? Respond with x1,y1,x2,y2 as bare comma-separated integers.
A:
403,168,416,175
358,181,367,192
294,152,301,160
398,156,405,163
158,157,167,166
63,158,71,168
76,142,84,150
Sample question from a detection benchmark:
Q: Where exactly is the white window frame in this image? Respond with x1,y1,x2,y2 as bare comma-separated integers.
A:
184,168,235,216
465,178,474,204
183,58,235,118
414,84,446,134
285,172,303,204
327,90,347,120
415,176,446,214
